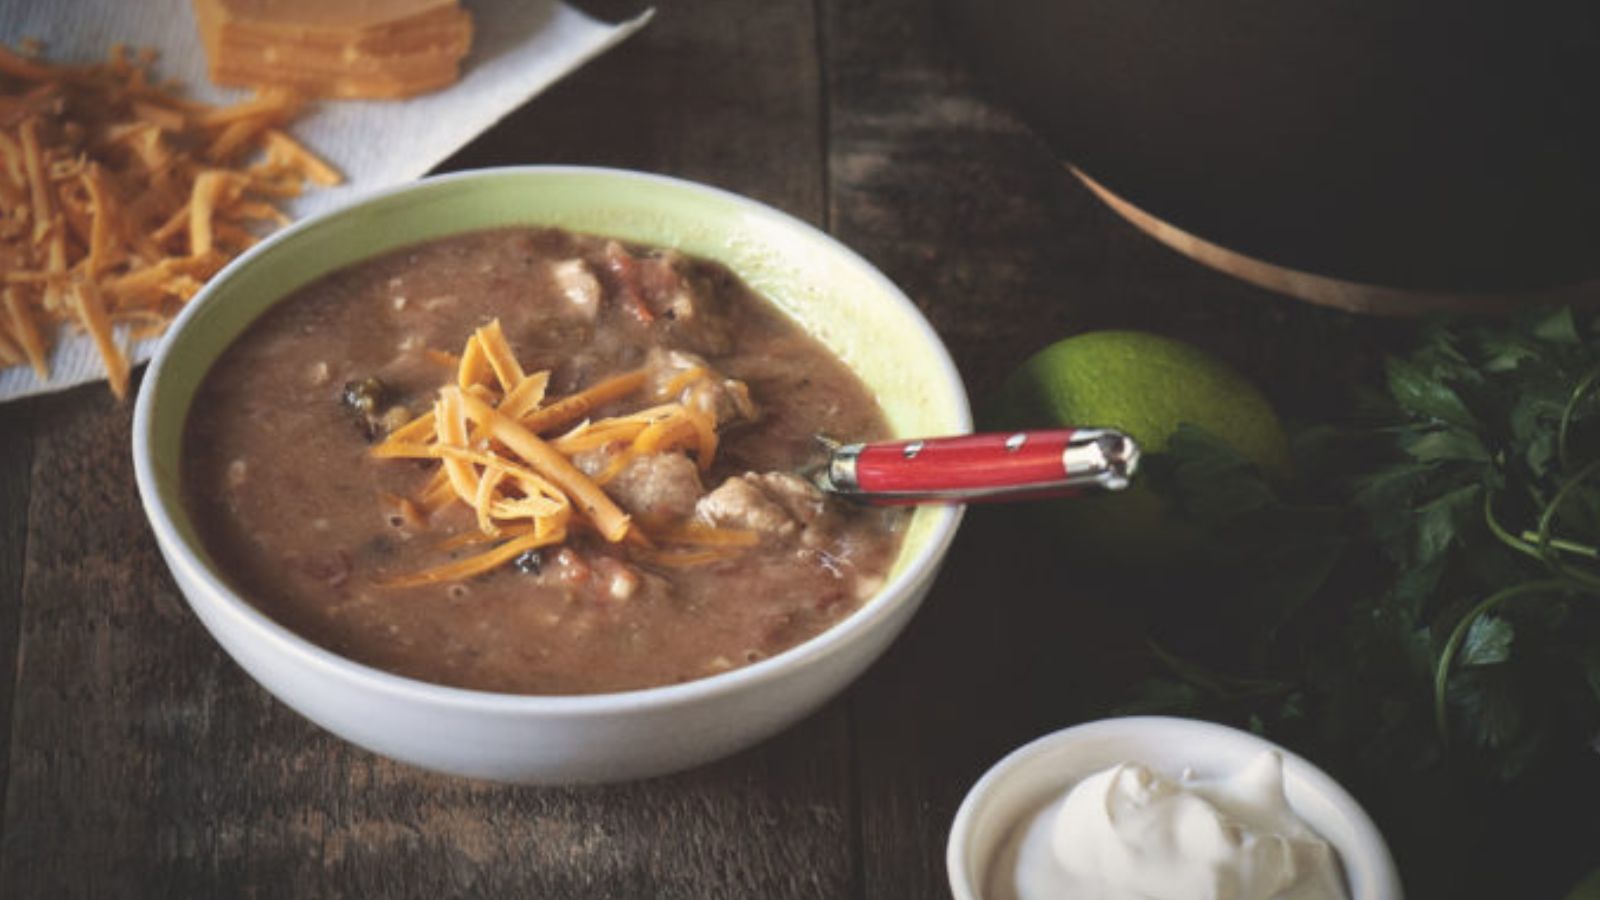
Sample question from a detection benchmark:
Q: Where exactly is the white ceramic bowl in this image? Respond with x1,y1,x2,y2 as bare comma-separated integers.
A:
948,716,1404,900
132,167,969,784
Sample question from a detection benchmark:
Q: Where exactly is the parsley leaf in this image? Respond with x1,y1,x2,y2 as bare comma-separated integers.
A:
1113,308,1600,896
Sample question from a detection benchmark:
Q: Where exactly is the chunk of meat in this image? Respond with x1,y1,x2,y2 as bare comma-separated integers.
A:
600,242,733,353
686,377,755,427
696,476,794,536
549,258,601,320
607,452,705,522
695,471,837,544
749,471,831,529
605,242,699,322
602,241,653,323
647,348,758,426
638,249,697,322
643,249,738,354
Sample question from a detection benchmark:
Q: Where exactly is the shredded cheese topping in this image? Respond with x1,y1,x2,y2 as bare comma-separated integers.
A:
0,43,340,398
371,320,756,586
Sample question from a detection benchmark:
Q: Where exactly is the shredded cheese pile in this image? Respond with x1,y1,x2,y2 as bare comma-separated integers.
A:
371,320,757,587
0,43,339,398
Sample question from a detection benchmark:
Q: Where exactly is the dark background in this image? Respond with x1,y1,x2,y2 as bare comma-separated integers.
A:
944,0,1600,292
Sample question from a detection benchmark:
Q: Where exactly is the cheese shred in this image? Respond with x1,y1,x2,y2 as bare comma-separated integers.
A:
369,323,751,586
0,43,339,395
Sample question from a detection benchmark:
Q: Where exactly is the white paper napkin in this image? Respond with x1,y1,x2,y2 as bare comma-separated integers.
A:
0,0,652,402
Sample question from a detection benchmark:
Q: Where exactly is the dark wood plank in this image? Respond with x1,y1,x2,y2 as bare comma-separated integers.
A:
0,396,38,845
819,1,1402,898
445,0,825,225
2,2,853,897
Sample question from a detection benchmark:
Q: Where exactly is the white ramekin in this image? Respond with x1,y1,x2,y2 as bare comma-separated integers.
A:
948,716,1404,899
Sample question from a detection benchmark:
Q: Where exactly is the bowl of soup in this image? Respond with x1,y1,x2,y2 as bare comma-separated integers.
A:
132,166,969,783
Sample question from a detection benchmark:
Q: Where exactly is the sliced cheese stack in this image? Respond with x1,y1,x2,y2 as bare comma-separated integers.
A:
193,0,474,99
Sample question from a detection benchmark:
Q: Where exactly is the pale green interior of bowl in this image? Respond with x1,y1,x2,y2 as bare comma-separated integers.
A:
147,169,970,583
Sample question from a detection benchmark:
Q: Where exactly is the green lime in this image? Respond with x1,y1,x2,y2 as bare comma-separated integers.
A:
989,330,1290,568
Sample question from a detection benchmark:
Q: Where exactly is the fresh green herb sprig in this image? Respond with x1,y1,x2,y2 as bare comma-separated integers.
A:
1128,310,1600,779
1359,308,1600,772
1122,307,1600,799
1104,310,1600,896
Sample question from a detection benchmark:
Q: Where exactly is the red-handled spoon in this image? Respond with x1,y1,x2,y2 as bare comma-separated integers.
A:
814,428,1139,505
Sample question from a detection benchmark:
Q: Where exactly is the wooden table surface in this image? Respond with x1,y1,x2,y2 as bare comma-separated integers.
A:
0,1,1434,896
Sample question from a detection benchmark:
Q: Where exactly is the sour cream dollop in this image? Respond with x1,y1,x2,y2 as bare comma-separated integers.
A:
987,752,1349,900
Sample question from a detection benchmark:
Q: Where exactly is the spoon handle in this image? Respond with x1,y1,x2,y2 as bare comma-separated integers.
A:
818,428,1139,505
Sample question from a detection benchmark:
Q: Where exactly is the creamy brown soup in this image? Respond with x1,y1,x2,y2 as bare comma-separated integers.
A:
183,227,905,695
